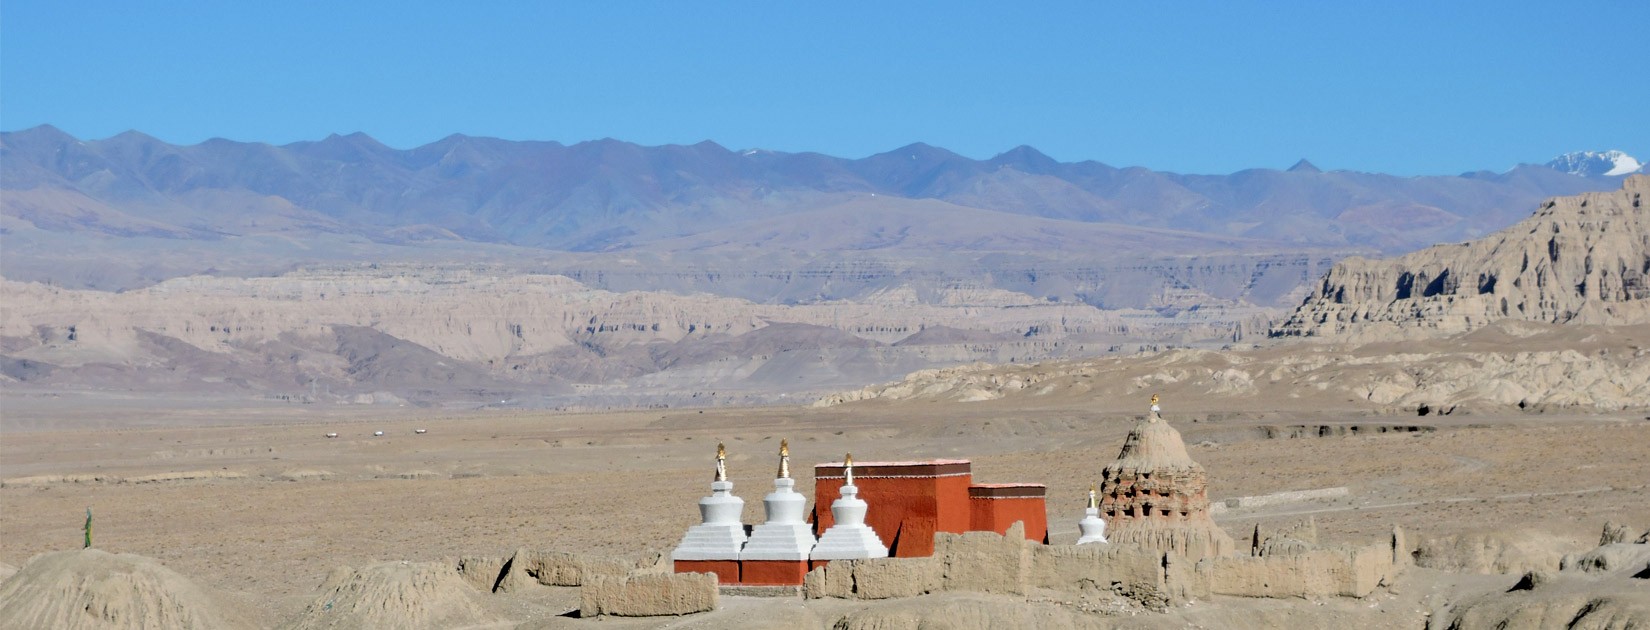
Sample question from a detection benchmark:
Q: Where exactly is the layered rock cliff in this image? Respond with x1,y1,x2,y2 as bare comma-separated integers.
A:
1272,175,1650,339
0,266,1272,404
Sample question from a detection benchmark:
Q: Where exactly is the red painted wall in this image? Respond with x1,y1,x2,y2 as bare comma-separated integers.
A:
672,560,740,585
967,484,1049,543
813,460,974,558
738,560,809,586
968,497,1049,543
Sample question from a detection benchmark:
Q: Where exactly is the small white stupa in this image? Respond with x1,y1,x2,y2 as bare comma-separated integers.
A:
810,453,889,560
671,443,749,561
1076,482,1108,545
739,440,818,561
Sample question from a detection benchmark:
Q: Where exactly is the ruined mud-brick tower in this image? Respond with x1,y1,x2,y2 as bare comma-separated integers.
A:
1098,396,1234,561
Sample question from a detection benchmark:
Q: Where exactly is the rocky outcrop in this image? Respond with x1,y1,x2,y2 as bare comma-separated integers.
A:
578,572,717,618
1098,414,1235,562
1275,175,1650,339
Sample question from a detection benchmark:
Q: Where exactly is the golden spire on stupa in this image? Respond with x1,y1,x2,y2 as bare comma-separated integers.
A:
777,439,791,479
715,442,728,482
844,452,854,486
1087,482,1098,509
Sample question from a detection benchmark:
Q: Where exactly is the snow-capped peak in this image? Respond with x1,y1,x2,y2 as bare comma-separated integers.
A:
1545,150,1642,177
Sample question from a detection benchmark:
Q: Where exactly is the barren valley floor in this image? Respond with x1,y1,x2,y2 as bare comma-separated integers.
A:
3,393,1648,626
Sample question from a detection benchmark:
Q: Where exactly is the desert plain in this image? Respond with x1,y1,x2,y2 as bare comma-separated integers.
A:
4,378,1648,627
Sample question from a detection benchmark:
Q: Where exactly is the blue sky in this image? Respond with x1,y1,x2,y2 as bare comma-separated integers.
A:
2,2,1645,175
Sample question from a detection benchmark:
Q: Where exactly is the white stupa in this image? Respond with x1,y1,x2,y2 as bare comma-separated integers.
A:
810,453,889,560
739,440,818,561
671,443,749,561
1076,482,1109,545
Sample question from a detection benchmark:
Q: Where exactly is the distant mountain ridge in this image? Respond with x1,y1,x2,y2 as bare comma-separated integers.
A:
1546,150,1643,177
1,126,1628,260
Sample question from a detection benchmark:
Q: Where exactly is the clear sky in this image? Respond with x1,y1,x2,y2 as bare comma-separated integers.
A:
2,1,1645,175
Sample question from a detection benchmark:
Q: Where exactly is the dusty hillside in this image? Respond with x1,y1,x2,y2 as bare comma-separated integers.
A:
817,320,1650,412
1274,175,1650,339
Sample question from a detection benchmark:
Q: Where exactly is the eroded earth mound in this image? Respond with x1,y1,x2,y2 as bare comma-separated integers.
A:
0,549,252,630
281,561,506,630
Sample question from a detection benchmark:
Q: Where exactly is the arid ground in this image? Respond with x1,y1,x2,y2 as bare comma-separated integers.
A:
3,390,1646,626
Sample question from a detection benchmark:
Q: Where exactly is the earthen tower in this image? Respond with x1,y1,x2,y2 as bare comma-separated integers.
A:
1097,397,1234,560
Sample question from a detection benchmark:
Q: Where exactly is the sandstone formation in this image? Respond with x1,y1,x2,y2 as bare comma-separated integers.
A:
578,571,718,618
0,549,253,630
1275,175,1650,339
1097,410,1235,562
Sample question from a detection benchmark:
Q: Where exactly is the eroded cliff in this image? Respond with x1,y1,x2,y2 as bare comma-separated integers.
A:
1273,175,1650,339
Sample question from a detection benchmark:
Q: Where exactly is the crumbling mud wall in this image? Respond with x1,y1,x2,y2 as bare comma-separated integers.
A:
806,520,1405,604
806,523,1164,603
579,572,717,618
1194,543,1397,599
457,548,664,593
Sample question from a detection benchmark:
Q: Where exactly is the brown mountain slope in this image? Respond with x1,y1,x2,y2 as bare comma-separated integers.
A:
1272,175,1650,339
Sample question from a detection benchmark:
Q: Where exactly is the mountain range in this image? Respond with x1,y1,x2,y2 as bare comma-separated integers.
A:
1546,150,1643,177
4,127,1644,407
3,126,1635,269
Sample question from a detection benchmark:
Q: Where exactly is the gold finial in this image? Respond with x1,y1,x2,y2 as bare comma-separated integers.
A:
777,439,791,479
1150,393,1159,407
1087,483,1098,509
844,453,854,486
715,442,728,482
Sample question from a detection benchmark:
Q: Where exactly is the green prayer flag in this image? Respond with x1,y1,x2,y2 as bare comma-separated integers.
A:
84,507,92,549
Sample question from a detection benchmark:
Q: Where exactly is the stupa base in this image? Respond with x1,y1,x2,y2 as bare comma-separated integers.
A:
672,559,740,584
